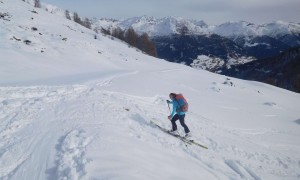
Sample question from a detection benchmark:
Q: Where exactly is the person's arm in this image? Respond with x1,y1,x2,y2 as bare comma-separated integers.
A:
170,100,177,118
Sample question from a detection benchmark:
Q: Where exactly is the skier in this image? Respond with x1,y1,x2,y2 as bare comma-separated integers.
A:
167,93,190,137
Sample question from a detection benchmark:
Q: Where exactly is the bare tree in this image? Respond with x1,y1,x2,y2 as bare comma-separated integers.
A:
148,41,157,57
34,0,41,8
112,27,125,41
65,10,71,20
125,27,138,47
138,33,149,52
73,12,82,24
83,18,92,29
138,33,157,57
100,28,111,35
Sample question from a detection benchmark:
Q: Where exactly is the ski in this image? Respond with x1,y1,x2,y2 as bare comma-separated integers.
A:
150,120,208,149
150,120,192,145
185,139,208,149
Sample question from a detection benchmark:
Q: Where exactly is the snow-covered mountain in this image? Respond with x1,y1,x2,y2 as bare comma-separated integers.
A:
1,1,300,180
214,21,300,49
27,4,300,70
94,16,209,37
95,16,300,71
95,16,300,42
191,55,255,73
213,20,300,39
152,33,255,71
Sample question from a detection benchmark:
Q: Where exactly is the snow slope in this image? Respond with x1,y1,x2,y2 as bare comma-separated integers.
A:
1,1,300,180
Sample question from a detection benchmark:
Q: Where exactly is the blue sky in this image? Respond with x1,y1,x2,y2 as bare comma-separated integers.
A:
43,0,300,25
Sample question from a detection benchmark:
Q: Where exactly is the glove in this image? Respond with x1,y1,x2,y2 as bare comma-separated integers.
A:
166,100,171,103
168,116,172,120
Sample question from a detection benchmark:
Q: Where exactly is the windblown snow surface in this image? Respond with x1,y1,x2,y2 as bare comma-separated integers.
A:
1,1,300,179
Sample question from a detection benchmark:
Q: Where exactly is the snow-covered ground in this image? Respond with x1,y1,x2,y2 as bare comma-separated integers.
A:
1,1,300,180
190,55,256,72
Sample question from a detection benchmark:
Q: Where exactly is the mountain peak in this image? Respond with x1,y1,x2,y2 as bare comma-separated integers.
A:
94,16,299,39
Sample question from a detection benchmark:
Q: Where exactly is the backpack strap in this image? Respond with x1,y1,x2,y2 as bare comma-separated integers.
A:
175,98,184,113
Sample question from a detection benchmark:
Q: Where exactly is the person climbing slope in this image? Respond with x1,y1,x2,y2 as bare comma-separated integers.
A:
167,93,190,137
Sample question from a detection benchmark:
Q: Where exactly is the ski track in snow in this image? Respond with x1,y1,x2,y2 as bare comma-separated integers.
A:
53,129,92,180
0,85,89,179
0,73,300,179
1,0,300,178
225,160,262,180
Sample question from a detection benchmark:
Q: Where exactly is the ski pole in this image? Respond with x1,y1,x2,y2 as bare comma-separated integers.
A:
167,100,171,114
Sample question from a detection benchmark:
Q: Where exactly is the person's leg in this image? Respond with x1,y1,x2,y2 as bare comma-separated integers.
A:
171,114,179,131
179,114,190,133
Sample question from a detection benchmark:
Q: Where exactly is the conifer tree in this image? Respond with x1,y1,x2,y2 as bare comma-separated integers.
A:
65,10,71,20
125,27,138,47
139,33,157,57
73,12,82,25
83,18,92,29
34,0,41,8
148,41,157,57
139,33,149,52
112,27,125,41
100,28,111,35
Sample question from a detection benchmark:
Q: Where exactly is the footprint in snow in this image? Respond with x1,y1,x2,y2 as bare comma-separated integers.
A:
263,102,277,107
50,129,92,180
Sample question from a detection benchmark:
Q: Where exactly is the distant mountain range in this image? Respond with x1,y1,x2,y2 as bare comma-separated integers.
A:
94,16,300,40
94,16,300,72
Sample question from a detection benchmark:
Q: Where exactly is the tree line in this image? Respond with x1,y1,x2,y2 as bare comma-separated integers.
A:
64,8,156,57
22,0,41,8
100,27,157,57
65,10,92,29
65,9,157,57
